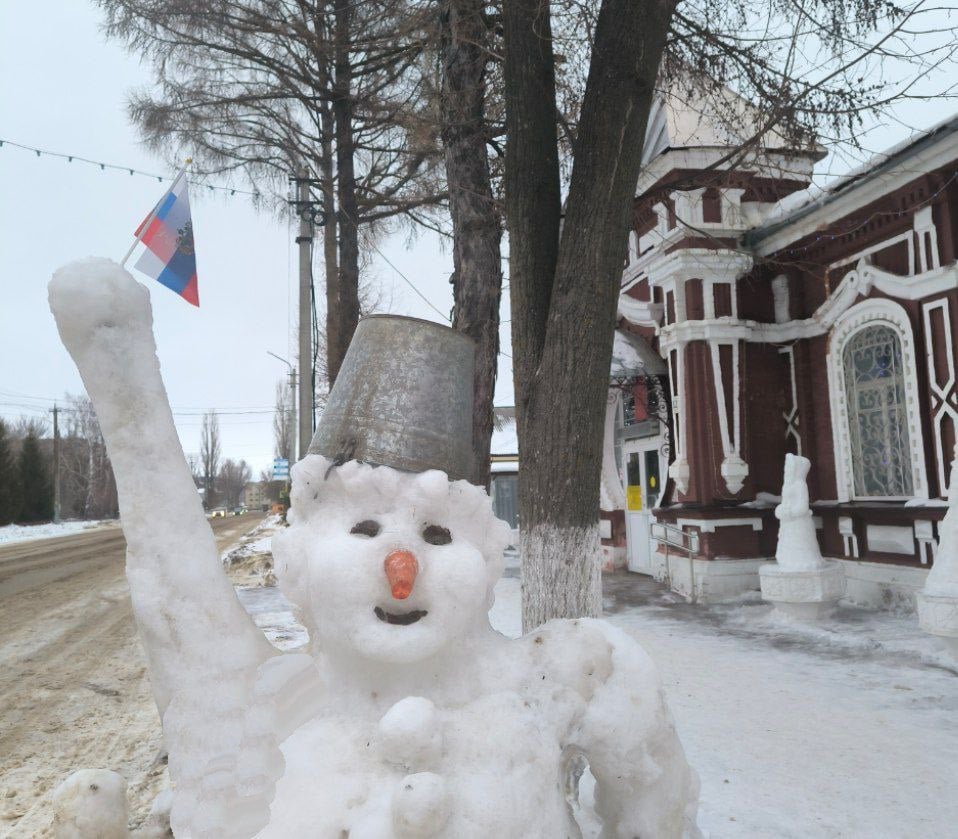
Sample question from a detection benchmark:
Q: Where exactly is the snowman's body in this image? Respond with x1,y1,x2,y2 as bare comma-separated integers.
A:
48,260,700,839
264,622,641,838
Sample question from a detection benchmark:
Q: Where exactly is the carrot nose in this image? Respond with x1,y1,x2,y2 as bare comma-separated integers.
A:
384,550,418,600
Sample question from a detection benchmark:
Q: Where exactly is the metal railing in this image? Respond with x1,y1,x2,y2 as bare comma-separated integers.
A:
651,521,700,601
651,521,699,557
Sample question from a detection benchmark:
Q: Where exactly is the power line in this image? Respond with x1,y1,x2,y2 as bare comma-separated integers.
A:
0,137,261,198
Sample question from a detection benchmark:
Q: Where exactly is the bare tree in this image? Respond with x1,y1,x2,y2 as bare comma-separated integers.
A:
98,0,444,386
200,411,221,508
218,458,253,509
438,0,504,488
61,394,118,519
273,379,295,462
11,415,49,440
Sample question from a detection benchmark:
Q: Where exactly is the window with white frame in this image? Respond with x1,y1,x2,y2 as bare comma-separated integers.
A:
842,323,914,497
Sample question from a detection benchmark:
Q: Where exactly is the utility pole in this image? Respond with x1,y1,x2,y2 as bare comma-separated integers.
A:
295,170,315,461
51,404,61,523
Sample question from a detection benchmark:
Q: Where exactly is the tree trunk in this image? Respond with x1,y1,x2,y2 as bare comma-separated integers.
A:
319,116,341,385
439,0,503,488
504,0,676,631
333,0,361,377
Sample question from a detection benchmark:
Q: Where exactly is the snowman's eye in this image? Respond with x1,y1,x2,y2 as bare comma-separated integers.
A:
422,524,452,545
350,519,381,538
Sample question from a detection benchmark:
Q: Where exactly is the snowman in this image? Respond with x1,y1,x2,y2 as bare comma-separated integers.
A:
49,259,700,839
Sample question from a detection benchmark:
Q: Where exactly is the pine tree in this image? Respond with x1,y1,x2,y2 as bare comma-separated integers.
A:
16,431,52,523
0,420,18,525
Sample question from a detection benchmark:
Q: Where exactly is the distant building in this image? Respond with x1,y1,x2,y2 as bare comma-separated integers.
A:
242,481,268,511
490,407,519,541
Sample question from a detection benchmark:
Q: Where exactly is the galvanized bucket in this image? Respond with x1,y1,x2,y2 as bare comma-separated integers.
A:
308,315,475,481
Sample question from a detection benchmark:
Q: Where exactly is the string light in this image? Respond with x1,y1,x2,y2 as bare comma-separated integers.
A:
0,137,261,199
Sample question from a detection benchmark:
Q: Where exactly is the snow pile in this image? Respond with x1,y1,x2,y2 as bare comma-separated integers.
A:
223,515,284,588
0,519,112,546
50,260,700,838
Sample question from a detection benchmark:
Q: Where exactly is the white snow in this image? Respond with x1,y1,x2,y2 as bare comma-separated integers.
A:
0,519,113,546
239,567,958,838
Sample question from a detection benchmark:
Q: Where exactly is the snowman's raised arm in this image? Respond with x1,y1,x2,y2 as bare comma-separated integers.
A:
48,259,275,716
558,620,701,838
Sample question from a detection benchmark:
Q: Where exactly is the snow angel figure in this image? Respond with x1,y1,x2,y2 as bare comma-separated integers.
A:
49,258,700,839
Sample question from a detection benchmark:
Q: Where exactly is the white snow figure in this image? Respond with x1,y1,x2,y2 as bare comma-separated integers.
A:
923,448,958,598
774,454,825,572
49,259,700,838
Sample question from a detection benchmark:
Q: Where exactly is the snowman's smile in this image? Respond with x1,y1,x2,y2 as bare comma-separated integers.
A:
374,606,428,626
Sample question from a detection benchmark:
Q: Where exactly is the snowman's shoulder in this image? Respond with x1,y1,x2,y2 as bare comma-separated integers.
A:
518,618,656,700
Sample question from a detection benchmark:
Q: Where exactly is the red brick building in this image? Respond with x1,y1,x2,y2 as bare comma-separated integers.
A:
601,104,958,608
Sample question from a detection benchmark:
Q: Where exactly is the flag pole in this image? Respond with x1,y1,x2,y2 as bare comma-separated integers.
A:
120,159,191,268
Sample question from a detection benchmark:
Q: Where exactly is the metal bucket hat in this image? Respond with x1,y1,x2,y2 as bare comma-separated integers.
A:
308,315,475,481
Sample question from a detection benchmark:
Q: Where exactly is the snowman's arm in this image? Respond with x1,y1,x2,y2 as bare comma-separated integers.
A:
48,260,275,716
572,621,701,839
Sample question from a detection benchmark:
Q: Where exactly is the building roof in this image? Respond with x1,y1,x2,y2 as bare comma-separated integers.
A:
641,80,824,166
746,113,958,250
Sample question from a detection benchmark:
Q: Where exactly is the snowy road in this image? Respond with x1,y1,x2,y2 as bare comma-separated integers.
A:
0,514,265,836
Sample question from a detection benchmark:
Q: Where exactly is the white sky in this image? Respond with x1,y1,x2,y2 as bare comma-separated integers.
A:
0,2,951,477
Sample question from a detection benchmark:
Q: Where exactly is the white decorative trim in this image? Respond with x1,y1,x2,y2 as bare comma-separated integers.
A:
674,516,764,532
913,205,941,272
825,298,929,501
781,346,802,454
668,346,690,494
708,339,748,493
617,294,663,327
838,516,859,558
656,260,958,351
600,390,627,511
914,519,937,565
921,297,957,495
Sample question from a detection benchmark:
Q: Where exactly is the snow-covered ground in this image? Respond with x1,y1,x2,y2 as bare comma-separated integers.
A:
0,519,114,546
244,565,958,838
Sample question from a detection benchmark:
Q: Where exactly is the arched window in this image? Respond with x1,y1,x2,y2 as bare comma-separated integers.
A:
842,324,914,497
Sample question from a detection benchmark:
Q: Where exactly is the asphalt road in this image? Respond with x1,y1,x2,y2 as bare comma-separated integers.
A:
0,513,264,835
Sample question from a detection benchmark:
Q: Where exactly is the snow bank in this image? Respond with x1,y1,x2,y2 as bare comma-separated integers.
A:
0,519,113,546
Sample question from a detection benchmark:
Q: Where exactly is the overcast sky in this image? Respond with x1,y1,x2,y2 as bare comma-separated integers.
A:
0,2,951,478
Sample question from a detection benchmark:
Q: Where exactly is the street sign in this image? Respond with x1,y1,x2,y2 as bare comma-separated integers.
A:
272,458,290,480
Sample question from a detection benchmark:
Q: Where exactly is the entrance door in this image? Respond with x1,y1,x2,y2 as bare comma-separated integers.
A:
624,440,663,575
624,447,651,574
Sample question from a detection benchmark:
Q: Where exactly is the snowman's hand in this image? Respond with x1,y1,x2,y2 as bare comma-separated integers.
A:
49,257,155,367
562,620,702,839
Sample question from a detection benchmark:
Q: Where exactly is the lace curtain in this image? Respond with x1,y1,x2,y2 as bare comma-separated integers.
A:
843,324,914,497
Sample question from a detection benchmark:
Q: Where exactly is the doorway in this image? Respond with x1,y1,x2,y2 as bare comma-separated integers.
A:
623,439,664,575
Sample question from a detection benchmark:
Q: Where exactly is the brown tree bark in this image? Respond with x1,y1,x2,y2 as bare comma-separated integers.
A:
504,0,677,630
439,0,503,488
333,0,362,379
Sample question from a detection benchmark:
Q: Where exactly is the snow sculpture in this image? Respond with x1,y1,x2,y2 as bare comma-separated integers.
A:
49,259,700,838
52,770,129,839
917,448,958,655
52,770,173,838
759,455,845,620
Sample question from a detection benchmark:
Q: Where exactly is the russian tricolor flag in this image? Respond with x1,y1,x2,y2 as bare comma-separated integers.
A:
131,170,199,306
